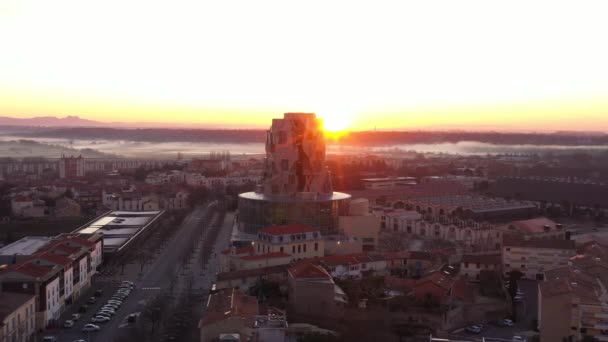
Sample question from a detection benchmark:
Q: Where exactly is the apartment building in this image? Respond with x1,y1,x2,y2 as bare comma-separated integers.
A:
0,292,37,342
338,198,381,251
502,236,576,279
376,207,502,251
0,234,102,328
460,253,502,280
287,262,347,319
256,225,324,262
220,224,324,272
539,262,608,342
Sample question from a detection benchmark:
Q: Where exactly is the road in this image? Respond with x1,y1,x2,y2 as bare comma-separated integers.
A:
50,204,218,342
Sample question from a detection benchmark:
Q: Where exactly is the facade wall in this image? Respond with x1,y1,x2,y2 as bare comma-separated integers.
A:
502,246,575,279
288,277,341,318
539,290,573,342
0,296,37,342
238,196,349,235
338,215,380,251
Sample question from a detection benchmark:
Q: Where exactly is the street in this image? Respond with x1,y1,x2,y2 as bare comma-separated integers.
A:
44,203,230,342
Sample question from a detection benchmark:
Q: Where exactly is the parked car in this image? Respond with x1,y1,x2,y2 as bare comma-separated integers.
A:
71,313,81,321
499,319,515,327
514,295,525,302
73,340,87,342
78,305,88,313
107,300,122,305
94,289,103,297
87,297,96,304
97,310,115,316
91,316,111,323
81,324,101,332
465,325,481,334
94,313,112,320
512,336,527,342
127,313,138,323
122,280,134,286
42,337,57,342
63,320,74,328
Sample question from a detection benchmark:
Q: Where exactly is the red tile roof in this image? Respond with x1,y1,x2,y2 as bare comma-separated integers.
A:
38,253,72,267
221,246,254,255
240,252,291,261
11,262,54,278
259,224,318,235
511,217,559,234
199,288,259,327
13,196,33,202
288,262,332,280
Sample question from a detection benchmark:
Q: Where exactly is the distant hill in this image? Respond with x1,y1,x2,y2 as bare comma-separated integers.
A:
8,126,608,146
0,115,103,127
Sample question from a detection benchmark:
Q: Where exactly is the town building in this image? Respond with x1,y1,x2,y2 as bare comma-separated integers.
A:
199,288,259,342
58,155,85,179
0,234,102,328
539,257,608,342
502,236,576,279
460,252,501,280
0,292,37,342
72,210,163,256
338,198,381,251
220,224,324,272
238,113,351,235
402,195,537,221
502,217,567,239
361,176,416,190
287,262,347,319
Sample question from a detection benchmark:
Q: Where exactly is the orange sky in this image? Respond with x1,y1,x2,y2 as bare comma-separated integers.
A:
1,0,607,132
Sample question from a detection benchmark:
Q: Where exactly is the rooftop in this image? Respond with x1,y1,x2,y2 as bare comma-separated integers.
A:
0,236,54,256
461,253,502,265
73,210,163,253
240,252,291,261
0,292,35,322
288,262,332,280
510,217,561,234
259,224,318,236
503,236,576,250
200,288,259,327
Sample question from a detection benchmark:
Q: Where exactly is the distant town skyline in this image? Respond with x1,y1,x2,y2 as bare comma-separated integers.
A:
1,0,607,132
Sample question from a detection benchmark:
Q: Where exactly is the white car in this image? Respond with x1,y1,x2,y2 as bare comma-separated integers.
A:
81,324,100,332
71,313,81,321
500,319,515,327
122,280,135,286
91,316,111,323
63,320,74,328
465,325,481,334
513,336,527,342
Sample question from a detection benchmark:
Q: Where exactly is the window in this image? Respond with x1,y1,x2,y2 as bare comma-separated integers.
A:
292,246,296,253
362,263,368,269
506,248,511,251
280,247,284,253
303,244,307,252
505,263,510,267
314,242,318,251
298,245,301,253
521,264,526,268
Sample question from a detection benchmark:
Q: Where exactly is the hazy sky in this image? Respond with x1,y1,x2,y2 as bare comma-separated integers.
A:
1,0,607,131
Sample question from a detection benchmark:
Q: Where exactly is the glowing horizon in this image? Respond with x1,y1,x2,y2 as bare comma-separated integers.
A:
1,0,607,132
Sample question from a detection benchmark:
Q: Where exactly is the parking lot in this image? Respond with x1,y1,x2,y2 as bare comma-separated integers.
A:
39,279,139,342
457,279,539,341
